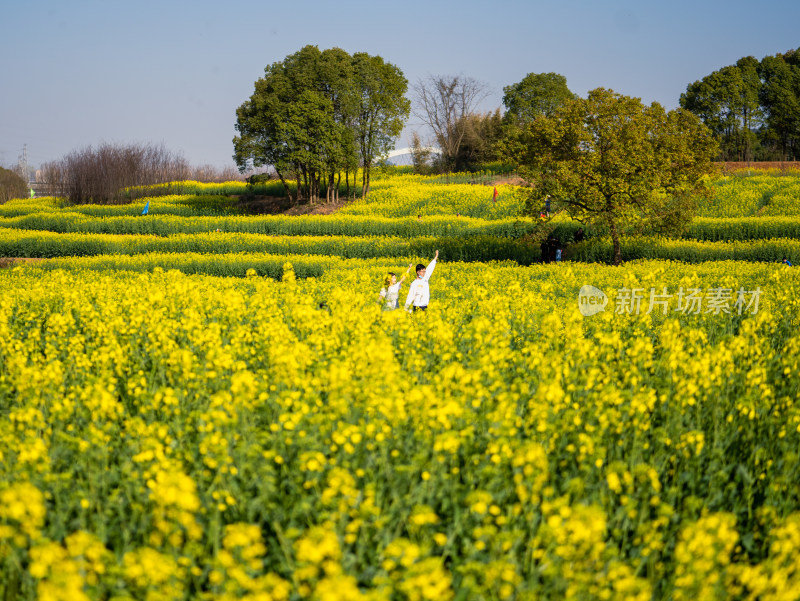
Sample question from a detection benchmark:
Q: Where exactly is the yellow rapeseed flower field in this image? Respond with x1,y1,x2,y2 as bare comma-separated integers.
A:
0,256,798,600
3,173,800,599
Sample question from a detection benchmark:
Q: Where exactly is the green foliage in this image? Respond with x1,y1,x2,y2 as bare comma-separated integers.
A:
505,88,719,264
452,109,505,171
759,52,800,160
680,59,762,161
688,216,800,241
681,48,800,161
0,228,542,265
502,72,576,126
570,235,800,263
233,45,410,202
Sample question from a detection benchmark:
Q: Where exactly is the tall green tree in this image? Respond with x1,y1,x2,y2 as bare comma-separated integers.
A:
351,53,410,197
233,46,409,202
680,62,761,160
453,109,504,170
680,48,800,161
759,53,800,160
505,89,718,265
502,72,576,126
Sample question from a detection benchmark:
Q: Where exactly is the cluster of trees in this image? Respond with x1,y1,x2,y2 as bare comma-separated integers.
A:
504,88,718,264
40,143,192,203
233,55,586,179
31,146,243,204
680,48,800,161
233,46,409,202
0,167,27,204
405,69,718,264
410,75,500,172
408,72,577,173
232,48,719,265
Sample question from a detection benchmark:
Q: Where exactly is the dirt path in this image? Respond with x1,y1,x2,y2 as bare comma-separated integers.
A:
0,258,44,269
230,195,354,216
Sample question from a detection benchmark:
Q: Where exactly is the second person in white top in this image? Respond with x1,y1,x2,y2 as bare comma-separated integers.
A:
405,250,439,312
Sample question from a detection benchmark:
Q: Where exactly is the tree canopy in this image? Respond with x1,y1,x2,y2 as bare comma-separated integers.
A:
681,48,800,161
502,72,576,127
504,88,719,265
234,46,409,202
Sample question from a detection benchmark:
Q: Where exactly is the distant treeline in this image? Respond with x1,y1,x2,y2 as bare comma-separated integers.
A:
681,47,800,161
38,143,244,204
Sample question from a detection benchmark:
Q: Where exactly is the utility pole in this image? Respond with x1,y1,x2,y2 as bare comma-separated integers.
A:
18,144,29,183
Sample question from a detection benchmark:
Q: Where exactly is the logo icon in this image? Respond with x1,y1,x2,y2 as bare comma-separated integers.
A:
578,285,608,317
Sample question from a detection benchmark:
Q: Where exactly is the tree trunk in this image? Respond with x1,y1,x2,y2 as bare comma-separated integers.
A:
300,166,308,202
609,221,622,265
361,168,370,198
345,170,350,199
361,160,367,199
275,168,294,203
335,172,341,202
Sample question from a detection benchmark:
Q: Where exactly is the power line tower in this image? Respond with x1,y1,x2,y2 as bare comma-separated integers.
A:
17,144,29,183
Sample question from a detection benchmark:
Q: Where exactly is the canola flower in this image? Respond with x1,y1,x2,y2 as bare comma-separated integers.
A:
0,258,799,600
3,171,800,600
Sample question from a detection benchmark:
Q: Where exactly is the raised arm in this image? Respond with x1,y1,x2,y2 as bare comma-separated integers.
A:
422,251,439,282
398,263,413,285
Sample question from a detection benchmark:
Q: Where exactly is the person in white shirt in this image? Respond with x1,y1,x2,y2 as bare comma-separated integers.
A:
405,250,439,312
378,263,413,310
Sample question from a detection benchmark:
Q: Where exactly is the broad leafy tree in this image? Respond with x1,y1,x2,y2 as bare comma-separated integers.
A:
452,109,504,170
352,53,410,197
759,53,800,160
681,48,800,161
680,61,762,161
502,72,576,127
506,88,718,265
234,46,409,202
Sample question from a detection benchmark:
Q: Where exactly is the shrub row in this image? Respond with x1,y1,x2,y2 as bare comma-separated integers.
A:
0,211,547,238
26,252,340,279
0,195,236,218
570,236,800,263
0,229,545,264
687,217,800,241
19,227,800,265
20,210,800,244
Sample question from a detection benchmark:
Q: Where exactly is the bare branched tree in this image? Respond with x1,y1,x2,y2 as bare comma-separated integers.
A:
37,161,66,197
41,142,191,204
412,74,490,170
190,164,244,182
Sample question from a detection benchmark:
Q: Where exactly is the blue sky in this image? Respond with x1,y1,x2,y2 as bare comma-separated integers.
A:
1,0,798,170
